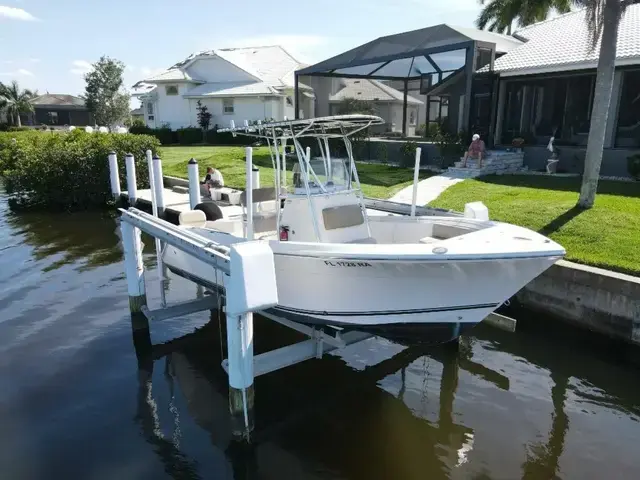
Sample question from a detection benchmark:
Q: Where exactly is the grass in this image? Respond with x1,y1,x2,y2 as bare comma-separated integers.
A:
159,145,433,199
430,174,640,275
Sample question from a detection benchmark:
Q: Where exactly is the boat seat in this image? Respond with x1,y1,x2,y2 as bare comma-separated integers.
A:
419,236,439,244
179,210,207,227
345,237,377,244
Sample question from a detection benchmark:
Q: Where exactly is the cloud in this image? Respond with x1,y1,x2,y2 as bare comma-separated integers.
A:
0,6,39,21
0,68,34,77
70,60,92,75
29,58,40,63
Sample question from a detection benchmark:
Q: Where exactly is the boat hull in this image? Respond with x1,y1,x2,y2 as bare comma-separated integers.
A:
162,236,560,342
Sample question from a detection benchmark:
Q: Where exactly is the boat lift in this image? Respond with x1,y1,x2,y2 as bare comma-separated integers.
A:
118,148,375,441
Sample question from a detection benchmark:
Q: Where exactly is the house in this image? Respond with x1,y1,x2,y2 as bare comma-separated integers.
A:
328,78,423,135
130,107,144,122
20,94,94,127
296,8,640,175
483,6,640,174
132,46,315,130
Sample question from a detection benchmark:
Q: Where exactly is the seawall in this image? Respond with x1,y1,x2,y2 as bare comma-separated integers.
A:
516,260,640,347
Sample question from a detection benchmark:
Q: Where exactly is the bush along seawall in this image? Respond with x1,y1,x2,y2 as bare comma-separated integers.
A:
0,129,159,211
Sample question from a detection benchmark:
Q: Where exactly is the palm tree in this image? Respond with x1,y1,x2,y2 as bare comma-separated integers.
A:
476,0,572,34
0,80,36,127
577,0,639,208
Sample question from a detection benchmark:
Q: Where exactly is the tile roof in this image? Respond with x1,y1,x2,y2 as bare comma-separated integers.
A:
329,78,423,104
143,69,204,83
143,46,305,88
31,94,85,107
183,81,278,97
486,5,640,75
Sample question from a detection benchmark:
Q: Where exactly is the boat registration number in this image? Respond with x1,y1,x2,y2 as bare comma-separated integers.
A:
324,261,372,267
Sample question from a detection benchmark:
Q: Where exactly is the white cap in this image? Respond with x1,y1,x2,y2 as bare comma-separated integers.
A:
472,133,480,141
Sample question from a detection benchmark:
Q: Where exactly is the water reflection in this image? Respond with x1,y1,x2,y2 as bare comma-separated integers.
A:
129,314,520,480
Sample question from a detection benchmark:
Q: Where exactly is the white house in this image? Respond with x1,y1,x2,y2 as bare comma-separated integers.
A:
132,46,315,130
328,78,423,136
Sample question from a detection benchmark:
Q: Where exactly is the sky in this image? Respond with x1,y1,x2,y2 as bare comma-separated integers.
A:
0,0,485,107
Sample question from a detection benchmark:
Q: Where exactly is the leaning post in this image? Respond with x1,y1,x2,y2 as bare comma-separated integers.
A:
108,151,121,200
121,220,147,315
225,241,278,440
152,155,166,215
410,147,422,217
125,153,137,206
188,158,201,209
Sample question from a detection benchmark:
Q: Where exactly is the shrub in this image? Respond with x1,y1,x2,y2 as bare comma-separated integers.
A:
400,140,418,168
205,127,253,146
1,130,160,210
8,126,31,132
376,142,388,163
628,154,640,180
176,126,203,145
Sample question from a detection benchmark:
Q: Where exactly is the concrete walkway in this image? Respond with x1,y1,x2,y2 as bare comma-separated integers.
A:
389,172,466,206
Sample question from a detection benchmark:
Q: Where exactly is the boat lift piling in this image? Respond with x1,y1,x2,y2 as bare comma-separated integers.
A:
187,158,201,209
152,155,166,215
125,153,138,206
108,151,121,200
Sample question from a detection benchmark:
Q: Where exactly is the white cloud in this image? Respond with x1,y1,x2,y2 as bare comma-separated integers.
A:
29,58,40,63
0,6,39,21
125,64,135,71
70,60,92,75
0,68,34,77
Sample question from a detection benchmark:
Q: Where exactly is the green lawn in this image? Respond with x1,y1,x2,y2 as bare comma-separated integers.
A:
430,175,640,275
159,145,432,199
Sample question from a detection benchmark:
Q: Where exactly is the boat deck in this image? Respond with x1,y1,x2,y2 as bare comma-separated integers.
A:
123,188,398,218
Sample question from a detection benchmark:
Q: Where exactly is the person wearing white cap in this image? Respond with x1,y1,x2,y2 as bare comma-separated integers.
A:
462,133,486,168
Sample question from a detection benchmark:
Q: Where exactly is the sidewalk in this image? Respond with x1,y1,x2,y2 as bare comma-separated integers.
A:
389,172,466,206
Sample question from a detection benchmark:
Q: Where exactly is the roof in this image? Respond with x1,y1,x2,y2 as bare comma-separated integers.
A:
140,45,306,88
296,23,523,79
486,5,640,75
329,78,423,104
143,69,204,83
31,94,85,107
130,107,143,115
183,81,279,98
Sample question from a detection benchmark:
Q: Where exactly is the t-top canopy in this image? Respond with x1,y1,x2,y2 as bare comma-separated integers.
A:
217,115,385,139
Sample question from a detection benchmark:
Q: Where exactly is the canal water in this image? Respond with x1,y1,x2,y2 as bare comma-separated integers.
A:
1,187,640,480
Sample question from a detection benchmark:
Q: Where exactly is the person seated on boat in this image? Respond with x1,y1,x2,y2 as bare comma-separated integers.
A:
203,166,224,188
462,134,486,168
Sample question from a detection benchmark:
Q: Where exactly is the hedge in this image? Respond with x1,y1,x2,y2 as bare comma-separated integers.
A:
128,124,256,146
0,130,160,211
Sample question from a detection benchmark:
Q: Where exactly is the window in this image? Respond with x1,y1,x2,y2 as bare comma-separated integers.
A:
223,98,234,114
500,74,595,145
409,109,416,126
615,70,640,147
146,102,154,115
427,95,449,129
165,85,179,95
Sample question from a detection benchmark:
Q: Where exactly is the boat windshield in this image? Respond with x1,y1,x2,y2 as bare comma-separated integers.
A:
292,157,351,192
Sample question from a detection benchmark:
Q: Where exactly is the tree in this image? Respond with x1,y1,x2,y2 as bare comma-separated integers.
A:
476,0,571,34
196,100,212,131
577,0,638,208
0,80,36,127
336,98,377,115
84,56,131,128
